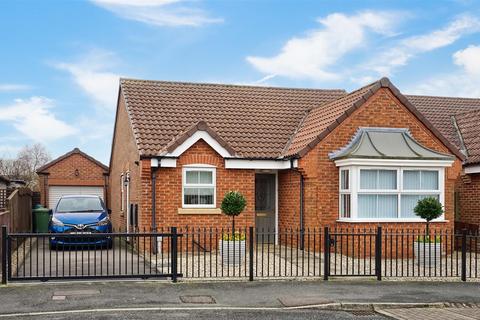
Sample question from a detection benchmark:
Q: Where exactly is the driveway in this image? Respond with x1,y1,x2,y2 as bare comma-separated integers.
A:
9,237,161,280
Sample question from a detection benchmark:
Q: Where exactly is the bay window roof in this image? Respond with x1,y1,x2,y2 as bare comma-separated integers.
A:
329,128,455,161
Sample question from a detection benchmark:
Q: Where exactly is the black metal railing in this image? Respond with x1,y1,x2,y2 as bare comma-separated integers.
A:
1,225,182,283
1,225,479,283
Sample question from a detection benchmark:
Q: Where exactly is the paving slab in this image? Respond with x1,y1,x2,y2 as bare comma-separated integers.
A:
378,308,480,320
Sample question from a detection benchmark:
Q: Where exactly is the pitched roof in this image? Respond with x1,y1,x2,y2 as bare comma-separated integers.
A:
406,95,480,156
120,78,346,158
454,109,480,165
37,148,109,173
329,128,454,161
285,78,465,160
118,77,471,162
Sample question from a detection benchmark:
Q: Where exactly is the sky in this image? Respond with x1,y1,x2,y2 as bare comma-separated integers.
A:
1,0,480,164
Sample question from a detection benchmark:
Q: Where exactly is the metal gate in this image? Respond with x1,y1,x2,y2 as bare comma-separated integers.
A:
1,226,181,283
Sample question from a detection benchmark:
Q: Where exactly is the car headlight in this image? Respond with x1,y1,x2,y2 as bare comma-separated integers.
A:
96,217,110,226
51,216,64,227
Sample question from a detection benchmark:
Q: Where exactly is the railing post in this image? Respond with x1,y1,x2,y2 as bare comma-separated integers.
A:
1,225,7,285
323,226,329,281
461,229,467,282
249,226,254,281
375,226,382,281
170,227,178,283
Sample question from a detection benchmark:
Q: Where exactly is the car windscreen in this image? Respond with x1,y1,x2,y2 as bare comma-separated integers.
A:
56,197,104,213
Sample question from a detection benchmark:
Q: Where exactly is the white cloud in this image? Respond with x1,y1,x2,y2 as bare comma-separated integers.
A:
0,84,31,92
407,45,480,97
246,11,402,81
368,15,480,75
0,97,77,142
54,50,120,110
90,0,222,27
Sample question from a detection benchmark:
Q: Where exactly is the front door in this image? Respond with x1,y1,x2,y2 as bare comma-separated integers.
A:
255,174,276,242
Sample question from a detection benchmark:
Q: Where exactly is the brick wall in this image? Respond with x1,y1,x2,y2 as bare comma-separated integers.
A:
297,87,462,232
140,139,256,232
278,169,301,230
455,172,480,226
38,153,108,208
108,93,141,230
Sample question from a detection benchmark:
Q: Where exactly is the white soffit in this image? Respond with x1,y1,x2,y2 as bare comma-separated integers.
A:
465,165,480,174
225,159,297,169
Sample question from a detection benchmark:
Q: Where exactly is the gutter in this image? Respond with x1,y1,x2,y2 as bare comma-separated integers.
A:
291,158,305,250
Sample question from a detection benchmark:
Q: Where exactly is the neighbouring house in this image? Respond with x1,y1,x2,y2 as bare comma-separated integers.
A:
109,77,468,237
407,97,480,228
37,148,109,209
0,175,9,210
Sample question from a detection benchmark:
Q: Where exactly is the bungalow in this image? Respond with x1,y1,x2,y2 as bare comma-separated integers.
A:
109,77,477,236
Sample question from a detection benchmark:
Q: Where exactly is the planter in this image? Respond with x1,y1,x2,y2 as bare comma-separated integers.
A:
414,241,442,267
219,239,245,265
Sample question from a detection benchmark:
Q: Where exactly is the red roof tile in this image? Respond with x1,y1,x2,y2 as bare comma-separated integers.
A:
120,79,346,158
454,109,480,165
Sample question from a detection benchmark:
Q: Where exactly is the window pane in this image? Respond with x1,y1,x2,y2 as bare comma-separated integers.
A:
184,187,199,204
378,170,397,190
340,194,351,218
199,188,214,205
421,171,438,190
377,195,397,218
341,170,349,190
186,171,199,184
358,194,377,218
403,171,420,190
401,194,439,218
199,171,213,184
360,170,377,189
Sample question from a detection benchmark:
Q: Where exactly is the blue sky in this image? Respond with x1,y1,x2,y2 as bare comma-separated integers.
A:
1,0,480,164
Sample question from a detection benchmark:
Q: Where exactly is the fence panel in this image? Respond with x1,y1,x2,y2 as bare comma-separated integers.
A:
2,226,480,283
3,228,181,282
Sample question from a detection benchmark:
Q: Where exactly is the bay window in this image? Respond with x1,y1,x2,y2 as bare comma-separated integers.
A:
338,167,444,221
182,167,216,208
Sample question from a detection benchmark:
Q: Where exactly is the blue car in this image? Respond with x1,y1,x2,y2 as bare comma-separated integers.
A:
49,195,112,249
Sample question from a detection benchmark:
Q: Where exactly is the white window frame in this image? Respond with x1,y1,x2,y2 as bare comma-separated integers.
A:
339,169,351,218
338,166,445,222
182,166,216,208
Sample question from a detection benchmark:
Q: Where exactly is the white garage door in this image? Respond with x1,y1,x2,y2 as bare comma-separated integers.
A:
48,186,104,209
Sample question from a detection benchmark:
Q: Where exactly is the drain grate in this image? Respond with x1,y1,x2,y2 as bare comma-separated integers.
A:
348,310,378,316
180,295,216,304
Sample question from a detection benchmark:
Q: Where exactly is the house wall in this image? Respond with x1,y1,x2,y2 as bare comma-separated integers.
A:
38,153,108,208
455,172,480,227
108,93,141,230
139,139,255,233
278,169,301,231
296,87,462,232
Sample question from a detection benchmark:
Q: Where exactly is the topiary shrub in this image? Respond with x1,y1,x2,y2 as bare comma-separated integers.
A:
414,197,443,241
221,191,246,234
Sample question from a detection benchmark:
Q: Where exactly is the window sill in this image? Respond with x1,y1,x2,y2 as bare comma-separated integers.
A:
178,208,221,215
337,219,449,223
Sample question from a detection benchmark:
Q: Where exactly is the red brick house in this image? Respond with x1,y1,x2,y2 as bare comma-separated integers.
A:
37,148,109,209
109,77,474,235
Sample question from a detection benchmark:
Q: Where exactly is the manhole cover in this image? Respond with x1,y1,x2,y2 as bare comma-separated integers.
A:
348,310,378,316
180,295,216,304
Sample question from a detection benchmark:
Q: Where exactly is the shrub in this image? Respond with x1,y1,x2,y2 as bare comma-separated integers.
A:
221,191,247,235
414,197,443,236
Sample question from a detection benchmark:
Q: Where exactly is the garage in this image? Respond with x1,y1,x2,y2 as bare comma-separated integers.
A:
48,186,104,209
37,148,109,209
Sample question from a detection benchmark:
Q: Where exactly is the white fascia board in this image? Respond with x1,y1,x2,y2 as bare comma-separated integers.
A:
150,157,177,168
334,158,454,168
225,159,297,170
160,158,177,167
465,165,480,174
164,131,232,158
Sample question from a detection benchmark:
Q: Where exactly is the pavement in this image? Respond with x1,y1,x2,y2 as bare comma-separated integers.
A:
0,280,479,319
